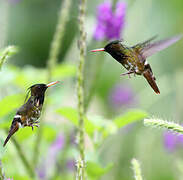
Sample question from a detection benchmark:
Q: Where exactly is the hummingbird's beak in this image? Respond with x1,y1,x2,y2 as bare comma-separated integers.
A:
47,81,60,87
91,48,105,52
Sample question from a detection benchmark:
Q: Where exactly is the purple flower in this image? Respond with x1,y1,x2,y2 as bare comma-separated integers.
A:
37,134,65,179
164,131,183,152
109,83,135,108
93,1,126,41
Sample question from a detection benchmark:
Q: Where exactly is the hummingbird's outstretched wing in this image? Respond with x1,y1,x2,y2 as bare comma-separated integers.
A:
143,70,160,94
141,35,182,59
132,35,157,50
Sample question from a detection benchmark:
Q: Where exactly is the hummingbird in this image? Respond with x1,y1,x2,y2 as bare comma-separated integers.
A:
91,35,182,94
3,81,59,147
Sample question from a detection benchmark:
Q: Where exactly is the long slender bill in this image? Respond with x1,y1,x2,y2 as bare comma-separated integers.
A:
47,81,60,87
91,48,105,52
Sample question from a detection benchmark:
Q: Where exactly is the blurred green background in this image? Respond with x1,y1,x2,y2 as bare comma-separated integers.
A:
0,0,183,179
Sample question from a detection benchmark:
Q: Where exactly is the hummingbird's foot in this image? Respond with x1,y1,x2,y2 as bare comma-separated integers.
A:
30,124,39,131
120,71,134,78
33,120,39,124
29,121,40,131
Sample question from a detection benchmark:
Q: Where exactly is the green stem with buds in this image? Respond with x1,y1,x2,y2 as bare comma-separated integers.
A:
76,0,87,179
131,158,143,180
144,118,183,134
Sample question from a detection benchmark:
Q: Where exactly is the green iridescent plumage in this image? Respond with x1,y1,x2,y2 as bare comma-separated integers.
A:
91,35,182,94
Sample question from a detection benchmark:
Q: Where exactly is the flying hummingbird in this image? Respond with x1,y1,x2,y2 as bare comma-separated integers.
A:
3,81,59,147
91,35,182,94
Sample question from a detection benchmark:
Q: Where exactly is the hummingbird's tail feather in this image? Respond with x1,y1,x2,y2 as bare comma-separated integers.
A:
3,122,19,147
143,70,160,94
141,35,182,58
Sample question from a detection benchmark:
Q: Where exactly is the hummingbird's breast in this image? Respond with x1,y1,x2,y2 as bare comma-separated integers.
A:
17,96,43,127
27,97,42,124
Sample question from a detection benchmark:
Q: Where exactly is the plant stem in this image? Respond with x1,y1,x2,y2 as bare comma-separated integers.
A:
131,158,143,180
33,0,71,167
10,135,35,178
0,0,9,48
47,0,72,82
112,0,118,9
76,0,87,179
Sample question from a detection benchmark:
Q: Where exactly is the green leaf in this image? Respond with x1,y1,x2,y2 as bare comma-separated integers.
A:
0,94,23,118
114,109,148,128
16,127,36,142
14,64,76,88
0,121,10,129
57,107,79,125
52,64,76,78
0,46,19,70
15,67,47,88
16,123,57,142
12,174,31,180
56,107,96,136
86,161,113,178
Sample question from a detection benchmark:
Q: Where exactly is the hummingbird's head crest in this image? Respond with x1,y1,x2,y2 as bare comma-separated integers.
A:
29,84,48,97
104,40,123,53
28,81,59,97
91,40,126,63
91,40,123,53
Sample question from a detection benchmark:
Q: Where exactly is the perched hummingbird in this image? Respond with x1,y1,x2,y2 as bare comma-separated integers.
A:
91,35,182,94
3,81,59,147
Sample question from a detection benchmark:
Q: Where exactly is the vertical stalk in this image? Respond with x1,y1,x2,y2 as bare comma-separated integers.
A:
47,0,72,82
76,0,87,179
131,158,143,180
11,137,35,178
0,0,9,48
112,0,118,9
0,2,34,175
33,0,71,167
4,129,35,178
